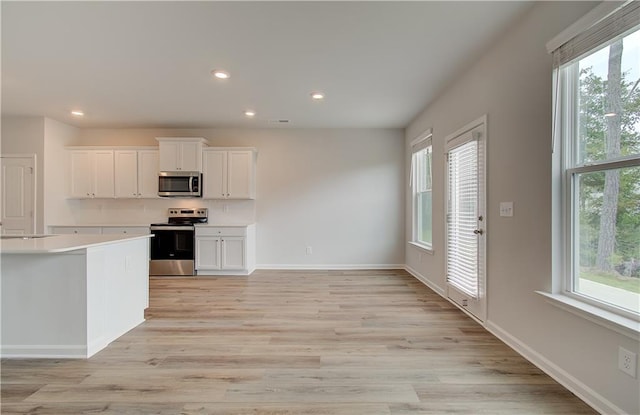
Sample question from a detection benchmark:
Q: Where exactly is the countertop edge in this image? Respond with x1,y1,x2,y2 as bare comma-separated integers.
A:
1,234,153,254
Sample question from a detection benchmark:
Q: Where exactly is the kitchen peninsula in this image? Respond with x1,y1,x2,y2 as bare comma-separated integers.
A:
1,233,152,358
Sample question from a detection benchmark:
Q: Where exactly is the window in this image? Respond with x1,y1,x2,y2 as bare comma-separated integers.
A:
411,129,433,249
554,3,640,320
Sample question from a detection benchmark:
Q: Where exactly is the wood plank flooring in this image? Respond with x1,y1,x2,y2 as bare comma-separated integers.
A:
1,270,596,414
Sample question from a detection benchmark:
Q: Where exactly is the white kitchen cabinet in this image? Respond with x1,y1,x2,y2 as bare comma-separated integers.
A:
203,149,256,199
156,137,207,172
50,226,149,235
195,237,221,269
50,226,102,235
69,150,115,198
101,226,150,235
114,150,158,198
195,225,256,275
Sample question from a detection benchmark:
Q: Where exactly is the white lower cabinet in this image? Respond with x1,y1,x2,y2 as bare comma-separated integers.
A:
50,226,103,235
195,225,255,275
50,226,150,235
101,227,150,235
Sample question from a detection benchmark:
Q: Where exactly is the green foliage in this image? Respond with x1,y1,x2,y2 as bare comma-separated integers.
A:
578,66,640,268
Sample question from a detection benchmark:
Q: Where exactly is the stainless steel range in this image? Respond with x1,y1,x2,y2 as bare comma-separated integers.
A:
149,208,208,276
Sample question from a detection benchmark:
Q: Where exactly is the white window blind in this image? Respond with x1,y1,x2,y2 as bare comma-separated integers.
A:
552,1,640,68
447,140,479,297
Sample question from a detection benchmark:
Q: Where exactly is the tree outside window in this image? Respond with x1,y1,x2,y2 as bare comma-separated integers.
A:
570,28,640,315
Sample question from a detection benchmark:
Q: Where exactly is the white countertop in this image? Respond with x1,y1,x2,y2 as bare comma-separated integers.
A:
1,234,153,254
195,222,255,227
49,224,152,228
49,223,256,227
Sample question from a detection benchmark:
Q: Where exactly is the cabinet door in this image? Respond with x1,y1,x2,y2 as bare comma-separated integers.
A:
195,237,221,270
93,150,115,198
202,151,227,199
221,237,245,270
227,151,254,199
137,150,159,198
69,151,94,198
179,142,202,172
158,142,180,171
114,151,138,198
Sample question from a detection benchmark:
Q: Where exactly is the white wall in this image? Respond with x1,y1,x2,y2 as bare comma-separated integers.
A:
57,127,406,268
405,2,638,414
1,116,45,232
43,118,79,229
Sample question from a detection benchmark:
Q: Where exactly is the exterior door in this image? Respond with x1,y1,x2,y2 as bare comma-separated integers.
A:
1,155,36,235
445,117,486,321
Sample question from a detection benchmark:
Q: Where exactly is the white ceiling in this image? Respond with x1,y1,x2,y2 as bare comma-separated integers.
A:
1,1,533,129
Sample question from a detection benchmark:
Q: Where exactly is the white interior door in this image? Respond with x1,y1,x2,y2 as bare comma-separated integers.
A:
1,155,36,235
445,117,486,321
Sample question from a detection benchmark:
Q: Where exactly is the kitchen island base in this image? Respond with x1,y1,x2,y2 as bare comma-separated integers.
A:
1,236,150,359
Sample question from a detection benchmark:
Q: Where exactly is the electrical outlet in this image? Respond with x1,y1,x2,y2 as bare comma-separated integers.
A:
306,246,312,255
618,347,637,378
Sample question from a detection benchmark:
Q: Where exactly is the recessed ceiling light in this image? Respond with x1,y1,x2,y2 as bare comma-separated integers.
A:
244,110,256,117
211,69,230,79
71,110,84,117
310,91,325,100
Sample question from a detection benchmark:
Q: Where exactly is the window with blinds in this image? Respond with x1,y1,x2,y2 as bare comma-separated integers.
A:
411,128,433,249
551,1,640,319
447,140,479,298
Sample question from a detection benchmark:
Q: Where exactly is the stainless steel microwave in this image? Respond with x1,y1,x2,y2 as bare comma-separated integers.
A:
158,171,202,197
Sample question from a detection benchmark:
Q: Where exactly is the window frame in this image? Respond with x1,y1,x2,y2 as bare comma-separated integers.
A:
410,128,434,252
557,30,640,324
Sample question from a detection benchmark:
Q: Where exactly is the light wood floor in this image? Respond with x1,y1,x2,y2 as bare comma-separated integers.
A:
2,270,596,414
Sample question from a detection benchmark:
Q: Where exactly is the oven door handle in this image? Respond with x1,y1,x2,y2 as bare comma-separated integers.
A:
150,226,195,231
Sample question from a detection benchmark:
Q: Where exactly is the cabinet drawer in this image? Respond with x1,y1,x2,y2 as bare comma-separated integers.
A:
102,227,150,235
196,227,246,237
51,226,102,235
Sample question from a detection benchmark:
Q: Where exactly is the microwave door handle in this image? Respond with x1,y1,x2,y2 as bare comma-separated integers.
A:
189,176,194,193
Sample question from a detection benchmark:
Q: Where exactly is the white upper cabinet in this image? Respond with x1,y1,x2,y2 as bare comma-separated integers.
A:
69,150,115,198
114,150,158,198
203,149,256,199
203,150,226,198
156,137,207,172
137,150,159,198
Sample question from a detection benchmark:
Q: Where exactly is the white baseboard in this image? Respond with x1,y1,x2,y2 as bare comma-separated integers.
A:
404,265,446,296
256,264,405,270
1,344,88,359
485,320,624,415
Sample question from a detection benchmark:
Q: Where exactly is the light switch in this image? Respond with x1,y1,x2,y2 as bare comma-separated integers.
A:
500,202,513,217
